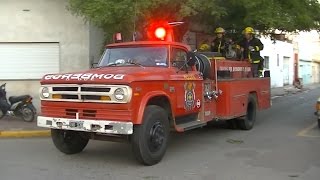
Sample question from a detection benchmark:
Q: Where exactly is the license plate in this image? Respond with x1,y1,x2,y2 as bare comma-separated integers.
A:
69,121,84,128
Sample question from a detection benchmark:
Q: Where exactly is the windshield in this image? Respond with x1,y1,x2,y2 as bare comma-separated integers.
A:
98,46,168,67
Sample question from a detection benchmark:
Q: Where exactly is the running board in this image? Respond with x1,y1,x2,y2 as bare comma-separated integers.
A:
175,120,207,132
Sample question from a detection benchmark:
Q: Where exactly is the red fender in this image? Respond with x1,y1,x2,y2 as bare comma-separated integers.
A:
135,91,174,124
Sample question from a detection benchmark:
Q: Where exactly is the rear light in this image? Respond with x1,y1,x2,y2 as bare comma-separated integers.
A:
316,103,320,110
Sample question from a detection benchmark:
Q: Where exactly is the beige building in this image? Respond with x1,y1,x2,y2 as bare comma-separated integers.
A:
0,0,105,110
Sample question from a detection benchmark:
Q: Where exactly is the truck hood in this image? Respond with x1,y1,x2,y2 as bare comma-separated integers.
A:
41,67,174,84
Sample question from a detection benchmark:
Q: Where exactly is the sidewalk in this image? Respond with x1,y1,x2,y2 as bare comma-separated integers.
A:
0,83,319,138
0,117,50,138
271,83,320,98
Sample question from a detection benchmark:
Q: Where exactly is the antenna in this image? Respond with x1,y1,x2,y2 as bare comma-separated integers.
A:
132,0,138,41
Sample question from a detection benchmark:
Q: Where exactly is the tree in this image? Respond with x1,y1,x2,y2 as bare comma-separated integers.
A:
67,0,225,41
212,0,320,33
67,0,320,42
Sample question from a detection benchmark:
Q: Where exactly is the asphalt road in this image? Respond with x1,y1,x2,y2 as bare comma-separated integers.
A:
1,87,320,180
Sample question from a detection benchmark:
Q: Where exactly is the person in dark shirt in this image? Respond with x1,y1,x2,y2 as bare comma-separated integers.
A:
238,27,264,77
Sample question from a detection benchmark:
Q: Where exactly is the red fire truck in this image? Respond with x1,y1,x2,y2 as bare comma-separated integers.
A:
37,22,271,165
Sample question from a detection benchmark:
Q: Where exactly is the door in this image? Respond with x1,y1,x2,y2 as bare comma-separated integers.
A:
283,56,290,85
170,47,203,121
312,65,317,83
0,43,60,80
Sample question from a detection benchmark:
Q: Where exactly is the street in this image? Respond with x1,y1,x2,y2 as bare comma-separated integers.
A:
0,87,319,180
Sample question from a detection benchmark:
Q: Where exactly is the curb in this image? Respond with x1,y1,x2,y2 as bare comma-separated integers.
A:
0,130,51,138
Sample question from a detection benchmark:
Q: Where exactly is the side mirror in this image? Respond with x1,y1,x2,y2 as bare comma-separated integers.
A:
187,51,196,66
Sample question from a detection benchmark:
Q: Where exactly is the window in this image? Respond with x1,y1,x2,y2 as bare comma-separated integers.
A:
99,46,168,67
263,56,270,69
171,48,191,70
277,54,280,66
0,43,60,80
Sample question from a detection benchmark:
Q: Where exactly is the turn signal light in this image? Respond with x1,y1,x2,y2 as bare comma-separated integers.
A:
100,96,111,101
52,94,62,99
316,103,320,110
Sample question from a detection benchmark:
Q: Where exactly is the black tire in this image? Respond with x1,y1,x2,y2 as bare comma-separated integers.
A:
238,94,257,130
51,129,89,154
318,119,320,129
132,105,170,166
21,105,36,122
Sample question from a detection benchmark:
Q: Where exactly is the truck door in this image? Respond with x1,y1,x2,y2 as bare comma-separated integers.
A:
170,47,203,119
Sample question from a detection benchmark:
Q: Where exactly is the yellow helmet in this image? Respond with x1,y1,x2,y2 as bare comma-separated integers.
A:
215,27,225,34
199,43,210,51
243,27,255,34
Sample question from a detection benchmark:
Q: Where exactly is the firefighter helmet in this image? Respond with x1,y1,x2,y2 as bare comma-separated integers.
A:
243,27,255,34
199,43,210,51
214,27,225,34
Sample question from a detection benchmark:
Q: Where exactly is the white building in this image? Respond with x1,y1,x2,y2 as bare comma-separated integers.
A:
292,31,320,84
260,37,294,87
0,0,105,109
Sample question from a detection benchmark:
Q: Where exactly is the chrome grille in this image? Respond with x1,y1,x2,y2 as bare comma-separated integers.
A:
41,84,131,104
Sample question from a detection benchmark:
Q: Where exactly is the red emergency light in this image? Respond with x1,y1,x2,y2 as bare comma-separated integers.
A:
147,21,174,41
154,27,166,40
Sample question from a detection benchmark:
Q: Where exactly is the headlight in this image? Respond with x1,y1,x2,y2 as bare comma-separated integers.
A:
114,88,125,100
41,87,50,98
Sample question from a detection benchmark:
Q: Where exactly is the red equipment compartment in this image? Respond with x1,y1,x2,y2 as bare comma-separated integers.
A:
216,78,271,119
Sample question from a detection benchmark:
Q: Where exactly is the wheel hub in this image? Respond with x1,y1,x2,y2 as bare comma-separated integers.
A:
148,122,165,152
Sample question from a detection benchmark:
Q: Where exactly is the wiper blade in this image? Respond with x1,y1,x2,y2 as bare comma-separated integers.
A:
97,63,119,68
125,62,145,68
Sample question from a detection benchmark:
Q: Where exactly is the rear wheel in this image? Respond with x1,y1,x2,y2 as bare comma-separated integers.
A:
238,95,257,130
132,105,170,166
51,129,89,154
318,119,320,129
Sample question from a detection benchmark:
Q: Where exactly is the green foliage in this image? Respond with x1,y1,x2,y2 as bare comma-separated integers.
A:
68,0,320,42
214,0,320,33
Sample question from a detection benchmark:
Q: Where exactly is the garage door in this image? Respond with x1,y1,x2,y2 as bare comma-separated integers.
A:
0,43,60,79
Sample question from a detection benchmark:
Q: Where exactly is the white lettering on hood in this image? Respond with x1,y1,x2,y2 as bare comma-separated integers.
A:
44,73,125,81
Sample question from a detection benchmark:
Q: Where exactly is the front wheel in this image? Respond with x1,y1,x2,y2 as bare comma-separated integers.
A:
21,104,36,122
132,105,170,166
51,129,89,154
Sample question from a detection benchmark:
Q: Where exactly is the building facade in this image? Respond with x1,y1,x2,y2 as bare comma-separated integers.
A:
0,0,105,110
260,37,294,87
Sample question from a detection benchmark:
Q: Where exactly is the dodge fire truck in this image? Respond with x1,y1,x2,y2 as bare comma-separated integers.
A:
38,22,271,166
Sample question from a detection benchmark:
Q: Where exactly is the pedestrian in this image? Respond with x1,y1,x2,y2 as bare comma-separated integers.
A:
211,27,227,55
238,27,264,77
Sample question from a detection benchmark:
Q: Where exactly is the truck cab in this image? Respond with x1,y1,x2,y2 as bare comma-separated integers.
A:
38,25,271,166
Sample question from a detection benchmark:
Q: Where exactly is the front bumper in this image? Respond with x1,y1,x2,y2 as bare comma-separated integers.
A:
37,116,133,135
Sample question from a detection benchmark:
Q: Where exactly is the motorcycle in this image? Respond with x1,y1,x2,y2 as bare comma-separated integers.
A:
0,83,36,122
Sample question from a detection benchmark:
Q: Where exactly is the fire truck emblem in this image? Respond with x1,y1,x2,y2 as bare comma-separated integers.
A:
184,82,196,111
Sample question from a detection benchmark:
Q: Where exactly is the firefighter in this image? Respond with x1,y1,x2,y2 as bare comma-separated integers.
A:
211,27,226,55
239,27,264,77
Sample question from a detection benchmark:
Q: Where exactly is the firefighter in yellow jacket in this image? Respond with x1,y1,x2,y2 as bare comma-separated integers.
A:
238,27,264,77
